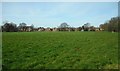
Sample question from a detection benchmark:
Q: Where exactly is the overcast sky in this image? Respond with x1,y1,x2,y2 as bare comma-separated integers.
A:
2,2,118,28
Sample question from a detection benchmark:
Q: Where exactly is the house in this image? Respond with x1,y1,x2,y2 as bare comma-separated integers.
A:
38,27,45,31
45,27,53,31
77,27,82,31
53,28,58,31
25,26,33,32
33,28,38,31
95,28,100,31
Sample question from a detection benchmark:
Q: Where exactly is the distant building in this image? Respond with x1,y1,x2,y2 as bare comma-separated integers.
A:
26,26,33,32
53,28,58,31
38,27,45,31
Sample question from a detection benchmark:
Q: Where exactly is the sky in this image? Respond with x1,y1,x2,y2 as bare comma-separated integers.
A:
2,2,118,28
1,0,120,2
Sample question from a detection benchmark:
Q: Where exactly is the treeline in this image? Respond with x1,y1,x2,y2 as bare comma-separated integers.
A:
100,16,120,32
1,22,34,32
1,22,101,32
1,16,120,32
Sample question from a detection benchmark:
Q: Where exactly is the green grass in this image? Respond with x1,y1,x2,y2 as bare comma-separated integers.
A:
2,31,118,69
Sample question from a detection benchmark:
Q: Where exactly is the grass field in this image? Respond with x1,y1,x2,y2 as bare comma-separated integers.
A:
2,31,118,69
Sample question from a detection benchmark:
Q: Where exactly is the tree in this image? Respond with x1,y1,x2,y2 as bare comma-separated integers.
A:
19,22,26,27
99,17,120,32
84,23,90,28
89,26,95,31
82,23,90,31
2,22,18,32
59,22,69,28
58,22,70,31
30,24,34,31
100,22,108,31
18,22,27,31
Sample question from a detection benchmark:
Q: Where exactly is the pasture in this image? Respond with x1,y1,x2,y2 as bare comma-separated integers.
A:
2,31,118,69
